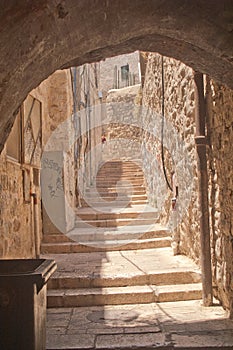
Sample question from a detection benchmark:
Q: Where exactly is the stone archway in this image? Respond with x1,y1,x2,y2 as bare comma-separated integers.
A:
0,0,232,151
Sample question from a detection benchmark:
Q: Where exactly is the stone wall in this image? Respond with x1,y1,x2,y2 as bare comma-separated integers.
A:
0,69,75,258
142,52,233,315
142,53,199,260
0,153,35,258
33,70,75,234
69,60,142,203
102,84,142,161
206,79,233,315
99,51,141,100
73,64,102,198
1,1,233,157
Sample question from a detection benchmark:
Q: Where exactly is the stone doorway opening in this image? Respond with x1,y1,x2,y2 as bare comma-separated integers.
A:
0,2,233,348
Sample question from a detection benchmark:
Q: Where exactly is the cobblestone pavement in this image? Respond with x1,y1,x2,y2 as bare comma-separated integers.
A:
46,300,233,349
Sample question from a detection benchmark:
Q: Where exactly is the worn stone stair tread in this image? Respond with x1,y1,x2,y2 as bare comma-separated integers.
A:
75,218,158,228
42,237,170,246
89,183,145,187
97,173,144,176
75,237,170,247
85,191,146,196
88,179,145,184
96,174,144,178
43,225,170,243
96,179,144,182
71,223,169,233
75,214,157,221
48,285,151,295
47,283,203,296
68,228,170,241
42,247,201,282
41,237,171,254
48,269,202,289
93,190,145,194
90,184,145,188
75,218,157,223
96,170,143,173
75,212,158,221
154,283,203,302
81,200,148,206
75,214,158,225
92,170,143,174
75,210,157,217
47,283,203,307
96,176,144,179
95,174,144,177
80,203,149,208
84,194,148,200
75,205,156,213
83,198,148,203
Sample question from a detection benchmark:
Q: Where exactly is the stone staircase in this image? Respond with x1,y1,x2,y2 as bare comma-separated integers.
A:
41,160,202,308
41,160,169,253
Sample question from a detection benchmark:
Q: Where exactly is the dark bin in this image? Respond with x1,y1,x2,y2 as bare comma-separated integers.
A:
0,259,57,350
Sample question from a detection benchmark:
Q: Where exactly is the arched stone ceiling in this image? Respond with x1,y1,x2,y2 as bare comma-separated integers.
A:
0,0,232,152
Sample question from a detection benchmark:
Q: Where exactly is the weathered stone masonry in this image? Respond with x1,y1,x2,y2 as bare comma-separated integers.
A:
0,155,35,258
103,84,142,161
141,52,233,314
0,69,75,258
206,80,233,314
0,49,232,317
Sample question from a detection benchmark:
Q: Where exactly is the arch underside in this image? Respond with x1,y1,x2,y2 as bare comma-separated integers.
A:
0,0,232,151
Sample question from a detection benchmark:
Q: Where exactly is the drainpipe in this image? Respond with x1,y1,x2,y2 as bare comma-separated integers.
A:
193,71,213,306
31,192,40,258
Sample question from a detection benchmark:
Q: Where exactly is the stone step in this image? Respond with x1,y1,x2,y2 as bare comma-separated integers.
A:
43,234,72,243
41,237,171,254
98,162,142,166
95,181,145,187
42,225,169,244
96,176,144,181
48,269,201,289
96,174,144,179
96,171,143,175
97,169,143,174
83,194,148,201
80,199,148,207
82,196,147,205
47,283,203,307
96,175,144,180
75,208,158,221
75,217,157,228
68,224,170,242
98,162,142,168
97,171,143,175
98,163,142,168
83,191,147,196
97,172,143,177
87,185,146,191
85,189,146,196
98,161,142,165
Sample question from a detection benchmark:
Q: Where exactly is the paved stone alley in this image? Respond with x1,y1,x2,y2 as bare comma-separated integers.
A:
46,300,233,349
45,248,233,349
43,160,233,349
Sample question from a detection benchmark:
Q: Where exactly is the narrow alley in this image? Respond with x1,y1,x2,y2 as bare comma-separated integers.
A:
43,159,232,349
0,3,233,350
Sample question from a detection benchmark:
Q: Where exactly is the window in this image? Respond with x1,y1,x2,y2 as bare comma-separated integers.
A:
6,95,42,167
121,64,129,81
6,110,22,162
23,95,42,166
